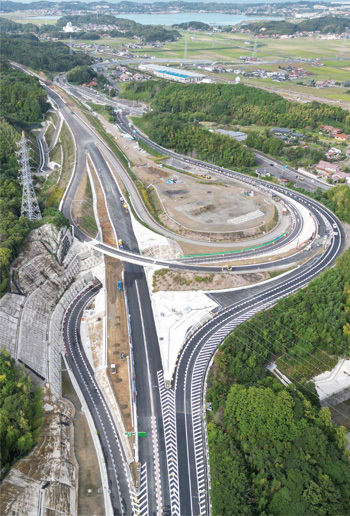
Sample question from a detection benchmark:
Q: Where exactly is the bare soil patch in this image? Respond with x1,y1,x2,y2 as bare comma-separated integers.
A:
105,257,133,437
152,269,268,292
94,113,277,241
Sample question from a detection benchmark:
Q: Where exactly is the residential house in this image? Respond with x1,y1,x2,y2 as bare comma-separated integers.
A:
335,133,348,142
331,172,350,184
315,160,341,175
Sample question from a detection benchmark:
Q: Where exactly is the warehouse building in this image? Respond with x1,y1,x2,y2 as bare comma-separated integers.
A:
139,64,206,83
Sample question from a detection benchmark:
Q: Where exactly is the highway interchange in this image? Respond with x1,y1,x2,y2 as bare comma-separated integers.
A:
40,74,344,516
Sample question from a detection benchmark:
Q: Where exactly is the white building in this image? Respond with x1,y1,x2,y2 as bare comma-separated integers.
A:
63,22,81,33
139,64,206,83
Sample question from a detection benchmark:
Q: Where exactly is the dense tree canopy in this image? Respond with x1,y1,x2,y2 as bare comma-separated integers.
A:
0,33,92,72
207,248,350,515
0,59,49,123
0,118,31,295
66,65,95,84
208,381,350,516
122,81,350,132
134,112,255,170
0,348,44,476
0,17,38,33
208,249,350,408
173,21,210,30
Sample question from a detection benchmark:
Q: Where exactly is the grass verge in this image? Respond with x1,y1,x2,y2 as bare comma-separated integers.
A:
39,120,75,208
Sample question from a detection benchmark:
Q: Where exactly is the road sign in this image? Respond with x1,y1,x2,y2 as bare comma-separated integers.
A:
138,432,147,437
125,432,133,436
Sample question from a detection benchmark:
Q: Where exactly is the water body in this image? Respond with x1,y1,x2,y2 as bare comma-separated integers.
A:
115,12,282,25
29,13,282,25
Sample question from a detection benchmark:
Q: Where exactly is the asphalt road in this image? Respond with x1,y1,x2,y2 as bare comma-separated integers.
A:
16,62,346,516
173,197,343,516
56,77,315,256
63,281,133,516
47,81,317,269
42,77,344,516
40,85,165,514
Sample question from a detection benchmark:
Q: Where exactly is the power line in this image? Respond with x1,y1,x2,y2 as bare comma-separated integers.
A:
221,315,350,419
221,325,350,423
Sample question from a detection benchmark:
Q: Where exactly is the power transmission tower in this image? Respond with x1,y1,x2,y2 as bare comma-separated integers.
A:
69,34,73,55
16,132,42,221
340,27,349,58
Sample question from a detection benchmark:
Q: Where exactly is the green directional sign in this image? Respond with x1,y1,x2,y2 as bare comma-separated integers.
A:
138,432,147,437
125,432,133,436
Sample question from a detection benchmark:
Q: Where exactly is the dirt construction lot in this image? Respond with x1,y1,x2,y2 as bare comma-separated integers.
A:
97,115,277,238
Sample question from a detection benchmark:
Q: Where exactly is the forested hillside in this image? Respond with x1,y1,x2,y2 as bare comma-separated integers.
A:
124,81,350,218
134,113,255,170
0,33,92,72
0,348,44,477
56,14,180,42
0,60,49,294
207,249,350,515
0,59,49,123
0,17,38,33
0,60,68,296
122,81,350,132
208,382,350,516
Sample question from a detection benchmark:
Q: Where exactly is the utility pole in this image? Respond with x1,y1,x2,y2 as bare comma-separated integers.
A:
252,34,258,58
184,21,188,60
16,132,42,221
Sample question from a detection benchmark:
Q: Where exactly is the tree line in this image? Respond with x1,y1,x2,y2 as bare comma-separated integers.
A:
245,16,350,36
0,17,38,33
207,248,350,515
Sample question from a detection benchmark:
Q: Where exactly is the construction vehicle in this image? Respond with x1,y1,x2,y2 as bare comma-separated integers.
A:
221,265,233,271
118,240,123,249
117,281,123,292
